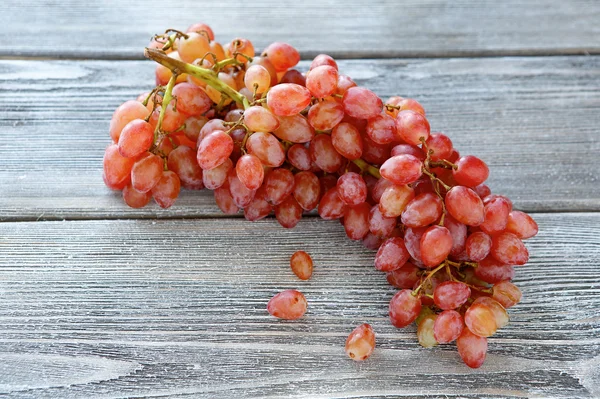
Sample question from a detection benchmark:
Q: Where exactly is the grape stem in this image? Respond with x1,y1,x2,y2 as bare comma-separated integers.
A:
144,48,251,109
412,262,447,296
152,73,178,146
352,159,381,179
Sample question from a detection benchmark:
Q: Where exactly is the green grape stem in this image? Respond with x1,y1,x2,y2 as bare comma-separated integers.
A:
144,48,251,110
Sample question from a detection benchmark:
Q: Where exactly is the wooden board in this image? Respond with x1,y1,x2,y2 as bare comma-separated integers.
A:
2,0,599,59
0,213,598,398
1,56,599,221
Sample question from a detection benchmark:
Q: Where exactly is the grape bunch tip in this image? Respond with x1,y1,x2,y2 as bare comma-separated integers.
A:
103,23,539,368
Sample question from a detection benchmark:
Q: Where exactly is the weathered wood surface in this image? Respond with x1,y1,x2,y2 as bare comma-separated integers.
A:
1,0,599,59
0,214,598,398
1,56,598,221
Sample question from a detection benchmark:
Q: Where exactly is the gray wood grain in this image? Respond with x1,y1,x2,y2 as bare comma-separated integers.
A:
1,0,599,59
0,56,599,221
0,213,598,398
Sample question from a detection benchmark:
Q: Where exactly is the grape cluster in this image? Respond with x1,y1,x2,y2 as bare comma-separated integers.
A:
103,23,539,368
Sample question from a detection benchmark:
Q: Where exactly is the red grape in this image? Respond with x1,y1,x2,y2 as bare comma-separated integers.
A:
343,87,383,120
306,65,338,98
374,237,410,272
152,170,181,209
197,130,234,170
389,289,422,328
433,310,464,344
345,323,376,361
445,186,485,226
506,210,539,239
401,192,443,228
267,290,307,320
490,232,529,265
293,171,320,211
380,154,422,186
266,84,312,116
433,281,471,310
236,154,264,190
420,225,453,267
453,155,489,187
466,231,492,262
457,328,488,368
395,110,430,145
262,42,300,71
290,251,313,280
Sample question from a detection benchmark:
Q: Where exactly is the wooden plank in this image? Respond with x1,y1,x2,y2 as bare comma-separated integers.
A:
1,0,599,59
0,213,598,398
0,56,599,221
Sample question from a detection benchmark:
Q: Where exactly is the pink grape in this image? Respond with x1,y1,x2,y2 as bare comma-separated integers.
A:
389,289,422,328
337,172,367,206
345,323,376,361
466,231,492,262
306,65,338,98
275,195,303,228
506,210,539,239
196,130,234,170
395,110,430,145
117,119,154,158
293,171,321,211
262,42,300,71
420,225,453,268
307,101,345,131
433,281,471,310
343,87,383,120
490,232,529,265
366,113,397,145
374,237,410,272
433,310,464,343
274,114,315,143
445,186,485,226
267,290,307,320
246,132,286,167
457,328,488,368
167,145,204,190
152,170,181,209
401,192,443,228
331,122,363,160
266,84,312,116
453,155,489,187
131,153,163,193
380,154,423,185
236,154,264,190
264,168,295,205
310,134,344,173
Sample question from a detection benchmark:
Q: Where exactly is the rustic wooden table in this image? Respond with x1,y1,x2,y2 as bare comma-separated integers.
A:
1,1,599,398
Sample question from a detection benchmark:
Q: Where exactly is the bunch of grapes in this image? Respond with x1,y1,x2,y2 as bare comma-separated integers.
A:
103,23,539,368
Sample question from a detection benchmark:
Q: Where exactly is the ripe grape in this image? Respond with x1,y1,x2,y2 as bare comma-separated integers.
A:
310,54,338,70
228,170,256,208
244,191,273,222
196,130,234,170
266,84,312,116
290,251,313,280
403,226,426,263
395,110,430,145
380,154,422,186
267,290,307,320
492,281,522,308
389,289,422,328
177,32,210,63
343,87,383,120
473,297,509,329
151,170,181,209
228,38,255,63
457,328,487,368
123,183,152,208
118,119,154,158
318,187,346,220
306,65,338,98
490,232,529,265
433,310,464,343
131,153,163,193
109,100,150,143
466,231,492,262
391,144,425,161
366,113,397,145
310,134,344,173
343,203,371,240
345,323,376,361
275,195,303,228
244,106,280,132
425,133,453,161
420,225,453,267
401,192,443,228
443,215,467,257
167,145,204,189
453,155,489,187
464,302,497,337
475,256,515,284
274,114,315,143
264,168,295,205
293,171,321,210
214,186,239,214
331,122,363,160
368,205,396,238
445,186,485,226
171,82,212,116
236,154,264,190
379,184,415,218
202,158,232,189
433,281,471,310
374,237,410,272
506,210,539,239
307,101,345,131
246,132,286,167
186,22,215,40
262,42,300,71
336,172,367,206
103,144,135,189
386,262,420,289
287,144,312,171
280,69,306,86
244,65,271,94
